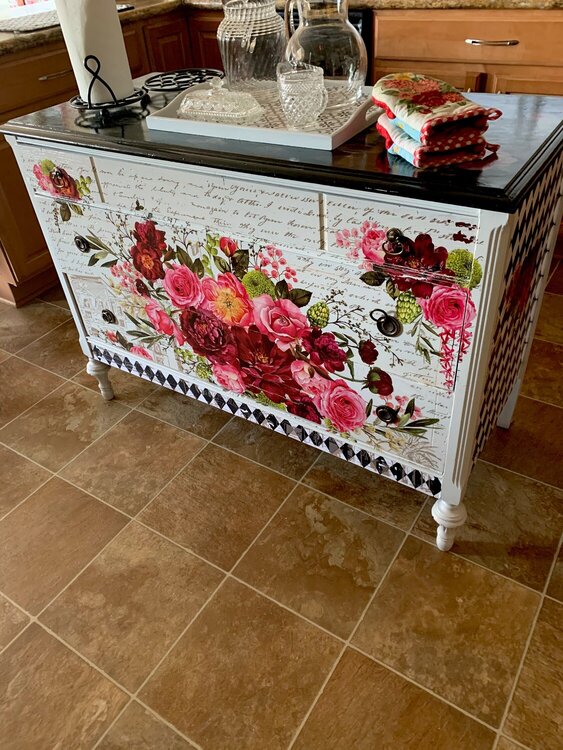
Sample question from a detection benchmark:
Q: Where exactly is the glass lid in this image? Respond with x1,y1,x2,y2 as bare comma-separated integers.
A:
177,79,263,124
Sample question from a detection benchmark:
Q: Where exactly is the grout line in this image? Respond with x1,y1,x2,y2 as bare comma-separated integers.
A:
0,471,54,524
478,458,563,493
13,315,73,356
493,530,563,750
9,351,74,382
0,621,33,658
0,379,70,435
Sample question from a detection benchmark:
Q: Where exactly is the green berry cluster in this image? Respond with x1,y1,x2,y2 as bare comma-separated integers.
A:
396,292,422,324
307,301,330,328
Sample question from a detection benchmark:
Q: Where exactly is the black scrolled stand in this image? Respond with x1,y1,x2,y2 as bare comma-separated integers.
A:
70,55,151,129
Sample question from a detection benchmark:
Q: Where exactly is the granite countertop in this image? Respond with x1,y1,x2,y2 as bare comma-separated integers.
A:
1,0,562,57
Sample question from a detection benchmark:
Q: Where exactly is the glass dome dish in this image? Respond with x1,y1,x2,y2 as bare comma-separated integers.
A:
177,79,263,124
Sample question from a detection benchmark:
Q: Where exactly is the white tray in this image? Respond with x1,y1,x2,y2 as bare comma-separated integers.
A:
146,86,380,151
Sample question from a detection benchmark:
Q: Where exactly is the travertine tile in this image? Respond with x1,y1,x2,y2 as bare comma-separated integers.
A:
0,348,9,363
0,356,63,428
0,381,129,471
235,486,403,638
547,546,563,602
39,283,71,309
303,452,424,529
98,701,193,749
0,594,28,650
42,522,222,691
60,411,204,515
293,649,495,750
138,387,231,438
18,318,85,378
140,444,294,569
214,417,318,479
521,339,562,407
353,536,539,725
414,462,563,590
0,624,127,749
497,739,524,750
535,292,563,345
73,367,157,407
0,478,127,613
0,444,51,518
140,579,340,749
0,299,70,352
481,397,563,488
546,261,563,295
504,598,563,750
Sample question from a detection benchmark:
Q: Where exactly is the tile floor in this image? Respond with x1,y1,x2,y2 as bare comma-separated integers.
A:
0,260,561,750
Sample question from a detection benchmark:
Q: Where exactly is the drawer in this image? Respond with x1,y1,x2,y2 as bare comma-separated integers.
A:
49,203,464,475
374,10,563,67
93,155,323,255
1,42,76,118
15,143,101,204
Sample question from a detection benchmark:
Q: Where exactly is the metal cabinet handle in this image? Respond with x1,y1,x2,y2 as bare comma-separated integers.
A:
38,69,73,81
369,309,403,338
465,38,519,46
74,235,91,253
101,309,117,324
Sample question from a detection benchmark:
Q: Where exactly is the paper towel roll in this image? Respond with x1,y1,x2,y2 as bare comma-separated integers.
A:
54,0,135,105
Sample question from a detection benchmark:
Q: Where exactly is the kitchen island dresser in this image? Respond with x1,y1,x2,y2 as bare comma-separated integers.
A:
3,91,562,551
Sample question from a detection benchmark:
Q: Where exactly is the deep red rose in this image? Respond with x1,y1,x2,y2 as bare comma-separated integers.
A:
219,236,238,257
303,328,348,373
232,325,299,404
287,398,322,424
132,220,167,255
364,367,394,397
135,279,149,296
179,307,234,363
49,167,80,200
410,90,449,111
358,340,378,365
131,245,165,281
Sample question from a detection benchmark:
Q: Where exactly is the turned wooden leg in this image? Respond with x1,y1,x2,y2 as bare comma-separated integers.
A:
86,358,114,401
431,499,467,552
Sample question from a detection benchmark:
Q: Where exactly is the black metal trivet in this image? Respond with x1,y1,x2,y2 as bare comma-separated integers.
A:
144,68,224,93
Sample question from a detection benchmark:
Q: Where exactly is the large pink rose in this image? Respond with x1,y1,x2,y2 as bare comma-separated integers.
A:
361,226,387,264
291,360,329,400
163,264,204,308
421,285,476,332
317,379,367,432
145,300,185,345
253,295,310,351
212,363,245,394
202,273,253,326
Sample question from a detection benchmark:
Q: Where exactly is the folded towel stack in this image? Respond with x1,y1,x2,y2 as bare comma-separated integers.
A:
372,73,502,168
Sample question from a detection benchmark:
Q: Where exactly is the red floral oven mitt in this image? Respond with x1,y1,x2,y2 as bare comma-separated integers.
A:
372,73,502,147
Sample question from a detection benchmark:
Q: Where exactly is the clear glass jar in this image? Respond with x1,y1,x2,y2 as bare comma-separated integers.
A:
284,0,367,110
217,0,287,90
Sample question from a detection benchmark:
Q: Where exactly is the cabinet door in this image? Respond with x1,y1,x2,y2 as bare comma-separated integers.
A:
123,23,151,78
144,13,192,72
485,69,563,95
0,138,51,284
188,11,223,70
374,61,485,92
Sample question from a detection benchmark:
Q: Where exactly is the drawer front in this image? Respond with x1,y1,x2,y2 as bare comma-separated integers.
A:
16,143,101,204
93,155,322,254
375,10,563,67
41,201,471,475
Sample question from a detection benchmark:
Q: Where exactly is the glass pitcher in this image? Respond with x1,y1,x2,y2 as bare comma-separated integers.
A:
284,0,367,110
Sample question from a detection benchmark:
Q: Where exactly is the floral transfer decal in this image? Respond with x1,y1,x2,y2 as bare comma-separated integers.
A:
336,221,482,390
69,211,449,466
33,160,92,221
374,73,466,116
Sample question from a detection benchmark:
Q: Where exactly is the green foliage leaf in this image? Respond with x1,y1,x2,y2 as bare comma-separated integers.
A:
397,414,412,428
288,288,312,307
405,398,416,417
87,254,99,266
124,311,140,326
101,259,118,268
163,246,176,262
407,418,440,427
40,159,56,175
85,235,111,253
347,358,355,378
360,270,385,287
275,280,290,299
176,246,193,269
116,331,130,350
192,258,205,279
70,203,83,215
59,203,71,222
214,256,230,274
332,331,350,343
365,399,373,417
231,250,249,280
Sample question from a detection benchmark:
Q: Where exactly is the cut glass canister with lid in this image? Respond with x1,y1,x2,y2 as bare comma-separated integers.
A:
177,79,263,124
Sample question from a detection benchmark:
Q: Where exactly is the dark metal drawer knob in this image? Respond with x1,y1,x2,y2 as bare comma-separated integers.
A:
370,309,403,338
383,227,407,256
376,405,399,424
101,309,117,324
50,167,66,188
74,235,91,253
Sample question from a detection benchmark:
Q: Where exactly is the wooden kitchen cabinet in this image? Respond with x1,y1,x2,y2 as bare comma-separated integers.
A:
373,10,563,96
188,10,223,70
144,11,193,72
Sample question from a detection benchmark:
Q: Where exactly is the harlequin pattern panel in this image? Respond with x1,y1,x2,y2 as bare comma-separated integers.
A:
91,344,443,498
473,153,563,459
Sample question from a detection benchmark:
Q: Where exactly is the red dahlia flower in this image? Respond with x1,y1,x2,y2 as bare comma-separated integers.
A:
303,328,348,373
179,307,234,363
